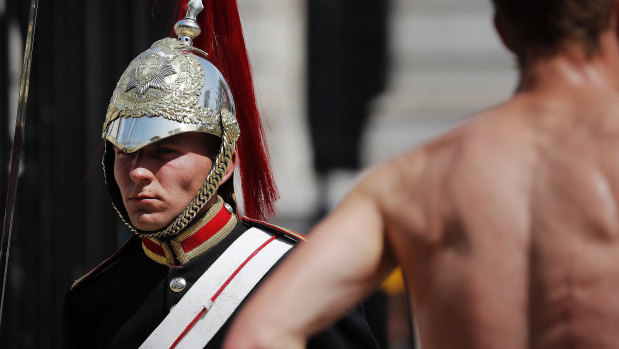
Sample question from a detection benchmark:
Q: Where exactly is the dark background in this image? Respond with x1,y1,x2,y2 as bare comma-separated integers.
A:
0,1,178,347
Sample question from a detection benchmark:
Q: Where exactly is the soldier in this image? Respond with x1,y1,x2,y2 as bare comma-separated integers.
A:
225,0,619,348
61,1,380,348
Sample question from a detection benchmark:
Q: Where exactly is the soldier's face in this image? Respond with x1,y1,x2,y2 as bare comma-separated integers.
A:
113,132,213,232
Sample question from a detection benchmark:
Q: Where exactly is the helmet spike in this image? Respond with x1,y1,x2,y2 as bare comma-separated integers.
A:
174,0,204,45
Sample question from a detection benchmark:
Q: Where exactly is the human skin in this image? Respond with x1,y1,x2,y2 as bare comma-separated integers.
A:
224,5,619,349
113,132,217,232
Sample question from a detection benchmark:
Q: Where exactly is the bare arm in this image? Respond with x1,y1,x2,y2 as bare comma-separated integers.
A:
223,178,397,349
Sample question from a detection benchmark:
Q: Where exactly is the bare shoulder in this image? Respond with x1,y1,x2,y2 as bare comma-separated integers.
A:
360,112,489,196
354,126,466,240
355,104,529,239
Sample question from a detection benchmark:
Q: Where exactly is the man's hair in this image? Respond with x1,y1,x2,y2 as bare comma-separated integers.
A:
493,0,614,62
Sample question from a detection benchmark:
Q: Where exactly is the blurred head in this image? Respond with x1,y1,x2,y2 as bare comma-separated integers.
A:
492,0,615,66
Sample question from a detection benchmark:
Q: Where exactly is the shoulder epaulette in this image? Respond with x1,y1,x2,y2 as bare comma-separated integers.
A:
70,235,134,291
241,217,307,243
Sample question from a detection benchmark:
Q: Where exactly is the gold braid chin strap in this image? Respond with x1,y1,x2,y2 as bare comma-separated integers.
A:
115,126,236,239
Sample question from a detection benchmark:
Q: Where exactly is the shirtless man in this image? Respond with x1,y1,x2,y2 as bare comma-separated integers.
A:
224,1,619,348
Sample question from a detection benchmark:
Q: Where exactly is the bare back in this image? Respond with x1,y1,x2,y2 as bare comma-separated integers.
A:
376,88,619,348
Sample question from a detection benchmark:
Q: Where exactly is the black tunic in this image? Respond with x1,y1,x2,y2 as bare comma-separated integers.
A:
62,219,380,348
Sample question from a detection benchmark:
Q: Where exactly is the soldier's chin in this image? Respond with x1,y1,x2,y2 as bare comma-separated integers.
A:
129,214,170,232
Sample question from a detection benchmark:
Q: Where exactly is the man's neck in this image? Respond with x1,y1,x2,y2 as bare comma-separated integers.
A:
518,33,619,94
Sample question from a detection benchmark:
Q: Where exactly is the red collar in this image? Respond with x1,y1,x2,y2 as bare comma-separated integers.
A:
141,197,237,266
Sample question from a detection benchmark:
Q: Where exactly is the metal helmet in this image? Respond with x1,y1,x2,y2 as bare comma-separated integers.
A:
102,0,276,239
103,37,240,154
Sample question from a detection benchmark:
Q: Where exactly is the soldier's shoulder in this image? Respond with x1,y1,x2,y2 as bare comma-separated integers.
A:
241,217,307,244
69,235,136,291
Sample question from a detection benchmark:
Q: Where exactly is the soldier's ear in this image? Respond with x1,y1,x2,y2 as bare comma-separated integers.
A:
220,151,237,185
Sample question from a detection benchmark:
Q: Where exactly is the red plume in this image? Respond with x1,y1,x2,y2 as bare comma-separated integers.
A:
175,0,279,220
